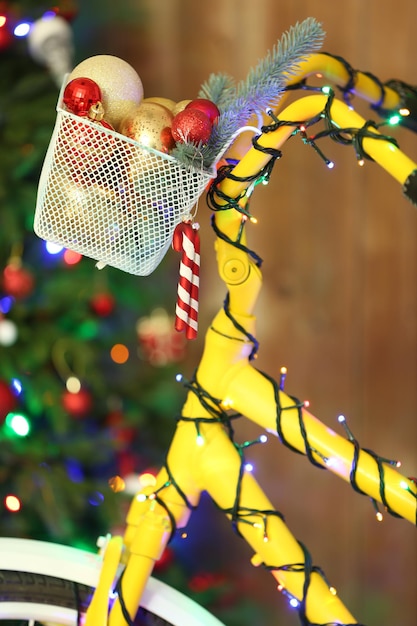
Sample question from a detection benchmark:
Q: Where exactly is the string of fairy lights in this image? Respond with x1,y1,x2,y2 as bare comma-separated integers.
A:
3,44,415,623
112,68,417,626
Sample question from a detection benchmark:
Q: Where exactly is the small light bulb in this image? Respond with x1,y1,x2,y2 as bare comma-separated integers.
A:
399,108,410,116
388,114,400,125
338,414,346,423
259,434,267,443
330,586,337,596
326,160,335,169
0,296,14,314
358,159,365,167
46,241,63,255
14,22,31,37
196,435,204,446
5,494,21,512
289,598,299,608
376,511,383,522
245,463,254,472
279,366,287,391
11,378,22,395
66,376,81,393
175,373,183,382
139,473,157,488
400,480,408,490
7,413,30,437
63,249,82,265
181,532,188,539
136,493,147,502
322,85,331,95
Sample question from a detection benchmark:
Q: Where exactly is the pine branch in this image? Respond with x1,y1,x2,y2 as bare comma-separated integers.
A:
198,72,236,108
174,17,325,169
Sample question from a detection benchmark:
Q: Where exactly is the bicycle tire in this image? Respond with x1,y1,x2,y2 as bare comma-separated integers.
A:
0,538,225,626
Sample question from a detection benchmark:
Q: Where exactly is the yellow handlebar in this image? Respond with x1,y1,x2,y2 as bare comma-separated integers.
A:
215,93,417,241
285,52,402,110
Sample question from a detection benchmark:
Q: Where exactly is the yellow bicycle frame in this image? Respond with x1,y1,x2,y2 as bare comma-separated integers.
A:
87,75,417,626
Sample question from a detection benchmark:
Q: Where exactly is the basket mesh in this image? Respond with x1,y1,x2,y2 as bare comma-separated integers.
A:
34,107,214,276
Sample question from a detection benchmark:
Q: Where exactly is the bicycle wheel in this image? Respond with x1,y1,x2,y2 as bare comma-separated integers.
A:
0,538,225,626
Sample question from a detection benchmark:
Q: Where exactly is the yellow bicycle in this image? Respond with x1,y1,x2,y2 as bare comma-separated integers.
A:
3,20,416,626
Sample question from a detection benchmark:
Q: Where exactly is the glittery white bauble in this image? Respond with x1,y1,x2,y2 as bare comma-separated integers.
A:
68,55,144,131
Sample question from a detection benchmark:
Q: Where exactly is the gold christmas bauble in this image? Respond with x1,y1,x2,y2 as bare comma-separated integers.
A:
68,55,144,131
52,179,120,244
144,96,176,111
56,116,115,177
120,102,174,154
172,99,192,116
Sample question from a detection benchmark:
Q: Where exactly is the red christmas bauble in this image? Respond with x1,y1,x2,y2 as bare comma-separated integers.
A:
154,545,174,572
171,108,212,145
58,113,115,177
160,125,176,153
106,410,136,444
0,23,13,51
52,1,79,22
0,380,17,423
90,292,115,317
2,264,34,299
186,98,220,124
63,77,102,116
62,388,92,418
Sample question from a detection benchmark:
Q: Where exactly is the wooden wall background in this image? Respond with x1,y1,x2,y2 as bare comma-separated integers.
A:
83,1,417,624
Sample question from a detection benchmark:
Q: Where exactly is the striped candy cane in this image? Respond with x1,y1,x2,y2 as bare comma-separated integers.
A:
172,220,200,339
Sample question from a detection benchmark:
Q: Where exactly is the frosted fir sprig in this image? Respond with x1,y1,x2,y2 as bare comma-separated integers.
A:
172,17,325,170
199,72,236,110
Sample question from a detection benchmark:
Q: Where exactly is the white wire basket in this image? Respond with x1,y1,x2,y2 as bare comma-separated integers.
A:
34,92,215,276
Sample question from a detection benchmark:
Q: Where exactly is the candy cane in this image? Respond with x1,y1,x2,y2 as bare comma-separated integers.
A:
172,220,200,339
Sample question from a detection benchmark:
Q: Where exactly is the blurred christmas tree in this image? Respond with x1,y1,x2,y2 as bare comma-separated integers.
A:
0,0,185,549
0,4,277,623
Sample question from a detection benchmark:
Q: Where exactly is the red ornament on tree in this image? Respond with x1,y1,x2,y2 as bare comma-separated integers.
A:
2,263,35,299
90,292,115,317
106,410,136,445
171,108,212,145
137,309,187,365
52,0,79,23
154,545,175,572
63,77,102,116
0,380,17,424
0,24,12,52
62,388,92,418
185,98,220,124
